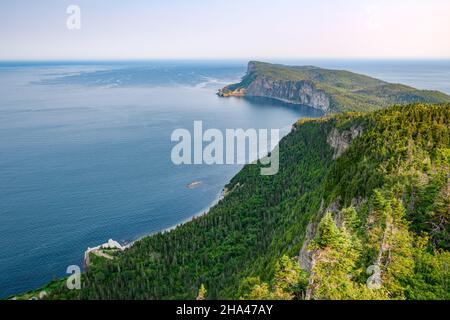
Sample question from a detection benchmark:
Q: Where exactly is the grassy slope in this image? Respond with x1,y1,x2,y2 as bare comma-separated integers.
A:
224,61,450,113
30,103,449,300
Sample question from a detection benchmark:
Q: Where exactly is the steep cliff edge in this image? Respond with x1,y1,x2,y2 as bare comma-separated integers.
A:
26,104,449,300
219,62,331,112
219,61,450,113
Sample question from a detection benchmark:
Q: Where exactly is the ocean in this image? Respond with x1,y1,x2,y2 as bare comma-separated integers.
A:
0,60,449,298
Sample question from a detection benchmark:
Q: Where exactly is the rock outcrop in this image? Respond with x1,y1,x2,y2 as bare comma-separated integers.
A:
246,77,330,112
219,62,331,112
298,200,340,273
327,125,363,159
219,61,450,113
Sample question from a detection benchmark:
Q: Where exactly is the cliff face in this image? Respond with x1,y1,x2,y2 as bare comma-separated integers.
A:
326,125,364,159
219,61,450,113
299,125,364,272
245,77,330,112
219,62,331,112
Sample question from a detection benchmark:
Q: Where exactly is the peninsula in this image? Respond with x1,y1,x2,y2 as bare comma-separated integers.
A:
218,61,450,113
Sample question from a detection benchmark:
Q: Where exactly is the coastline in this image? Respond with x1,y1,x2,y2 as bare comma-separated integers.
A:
7,185,229,300
125,120,299,249
8,75,314,299
4,76,305,299
121,118,296,251
122,186,229,249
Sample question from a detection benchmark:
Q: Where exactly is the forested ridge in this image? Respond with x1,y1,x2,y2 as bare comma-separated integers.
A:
220,61,450,112
19,103,449,300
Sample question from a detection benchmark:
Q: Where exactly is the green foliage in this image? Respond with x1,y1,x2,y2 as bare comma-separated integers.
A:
272,255,308,299
237,277,264,300
406,237,450,300
313,212,342,249
196,284,207,300
239,255,308,300
42,103,449,300
240,281,271,300
223,62,450,113
307,188,444,300
46,112,336,300
308,210,380,300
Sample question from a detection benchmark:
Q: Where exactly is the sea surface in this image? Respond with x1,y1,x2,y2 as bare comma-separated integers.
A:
0,60,449,298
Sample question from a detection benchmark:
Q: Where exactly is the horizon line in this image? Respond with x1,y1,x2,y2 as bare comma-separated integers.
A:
2,57,450,63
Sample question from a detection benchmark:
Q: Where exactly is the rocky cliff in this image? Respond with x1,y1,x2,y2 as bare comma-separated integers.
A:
326,125,364,159
246,76,330,112
219,61,450,113
219,62,331,112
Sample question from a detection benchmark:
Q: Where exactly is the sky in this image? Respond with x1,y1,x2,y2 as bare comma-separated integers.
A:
1,0,449,60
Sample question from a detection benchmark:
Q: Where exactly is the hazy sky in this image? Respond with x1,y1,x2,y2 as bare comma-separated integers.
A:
1,0,449,60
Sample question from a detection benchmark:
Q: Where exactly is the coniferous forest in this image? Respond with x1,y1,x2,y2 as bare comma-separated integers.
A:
33,103,449,300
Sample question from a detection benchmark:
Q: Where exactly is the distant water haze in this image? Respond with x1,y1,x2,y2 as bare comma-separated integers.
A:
0,60,450,298
274,59,450,94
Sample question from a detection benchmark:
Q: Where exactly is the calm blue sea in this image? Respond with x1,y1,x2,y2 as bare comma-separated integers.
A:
0,60,449,298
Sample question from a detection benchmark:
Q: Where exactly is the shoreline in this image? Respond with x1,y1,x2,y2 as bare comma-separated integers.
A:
121,121,296,250
120,123,293,250
8,187,229,300
13,97,297,298
122,186,228,250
